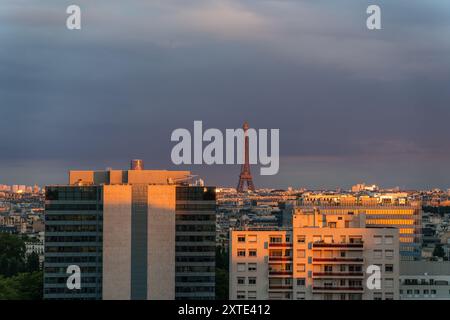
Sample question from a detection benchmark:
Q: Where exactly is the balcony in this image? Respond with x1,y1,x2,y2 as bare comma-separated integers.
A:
312,286,364,292
268,285,293,291
268,243,292,248
312,258,364,264
268,256,292,262
268,270,293,276
313,272,364,278
312,243,363,249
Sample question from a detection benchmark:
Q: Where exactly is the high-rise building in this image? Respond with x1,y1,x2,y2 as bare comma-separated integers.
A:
44,161,216,300
230,209,400,300
295,194,422,260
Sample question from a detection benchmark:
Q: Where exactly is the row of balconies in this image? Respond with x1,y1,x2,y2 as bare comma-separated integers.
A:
313,272,364,278
312,243,363,249
313,257,364,263
312,286,364,292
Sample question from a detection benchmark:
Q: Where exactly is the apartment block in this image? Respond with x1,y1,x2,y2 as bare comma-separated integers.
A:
44,161,215,300
230,209,400,300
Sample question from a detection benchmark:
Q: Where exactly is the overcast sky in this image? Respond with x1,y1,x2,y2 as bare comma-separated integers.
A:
1,0,450,189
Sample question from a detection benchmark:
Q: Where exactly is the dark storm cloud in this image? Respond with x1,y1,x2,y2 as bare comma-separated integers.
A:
0,0,449,188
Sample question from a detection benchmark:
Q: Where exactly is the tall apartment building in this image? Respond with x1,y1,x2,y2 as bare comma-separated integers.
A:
230,209,400,300
295,194,422,260
44,161,215,300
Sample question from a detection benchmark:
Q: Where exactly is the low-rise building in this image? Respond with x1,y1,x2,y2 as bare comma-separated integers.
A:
400,261,450,300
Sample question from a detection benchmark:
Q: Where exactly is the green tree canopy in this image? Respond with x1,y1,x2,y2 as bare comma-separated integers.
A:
0,233,26,277
0,272,43,300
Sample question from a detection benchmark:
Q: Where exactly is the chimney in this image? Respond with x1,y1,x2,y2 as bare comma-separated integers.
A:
131,159,144,170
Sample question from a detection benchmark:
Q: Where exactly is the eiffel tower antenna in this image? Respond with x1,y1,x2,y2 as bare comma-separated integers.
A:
237,121,256,192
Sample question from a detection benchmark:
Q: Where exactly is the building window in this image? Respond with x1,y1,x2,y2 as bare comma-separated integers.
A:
237,236,246,243
296,292,305,300
385,292,394,300
237,291,246,299
248,291,257,300
374,250,382,259
423,289,429,295
374,292,382,300
385,250,394,259
237,277,245,285
237,263,246,272
384,236,394,245
249,249,257,257
296,264,306,272
297,250,306,258
349,236,362,244
248,235,257,243
312,236,322,243
248,277,256,285
296,278,306,286
237,249,246,257
270,249,282,257
328,222,337,228
374,236,382,245
385,278,394,288
431,290,437,295
385,264,394,273
297,236,306,243
270,236,282,243
248,263,257,272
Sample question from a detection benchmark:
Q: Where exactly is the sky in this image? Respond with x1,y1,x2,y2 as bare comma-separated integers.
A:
1,0,450,190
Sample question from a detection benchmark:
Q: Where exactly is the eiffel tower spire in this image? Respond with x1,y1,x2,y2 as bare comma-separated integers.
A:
237,121,256,192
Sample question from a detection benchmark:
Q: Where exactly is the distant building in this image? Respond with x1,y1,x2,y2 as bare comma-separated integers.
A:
351,183,379,193
230,209,400,300
44,161,215,300
0,225,17,234
297,193,422,260
400,261,450,300
25,240,45,265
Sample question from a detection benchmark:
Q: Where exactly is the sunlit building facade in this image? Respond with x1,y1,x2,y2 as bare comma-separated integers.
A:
44,162,215,300
297,194,422,260
230,210,400,300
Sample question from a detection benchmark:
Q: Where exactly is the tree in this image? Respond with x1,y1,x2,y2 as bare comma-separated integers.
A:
26,252,41,273
0,272,43,300
215,246,229,300
0,233,26,277
433,244,445,258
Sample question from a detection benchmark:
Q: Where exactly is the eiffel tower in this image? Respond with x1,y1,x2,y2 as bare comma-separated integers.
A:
237,121,256,192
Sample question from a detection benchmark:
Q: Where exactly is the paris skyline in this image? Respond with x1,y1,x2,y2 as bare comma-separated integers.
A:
1,0,450,189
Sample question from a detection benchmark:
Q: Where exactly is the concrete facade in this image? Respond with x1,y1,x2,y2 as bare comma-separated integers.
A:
103,185,132,300
44,165,215,300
